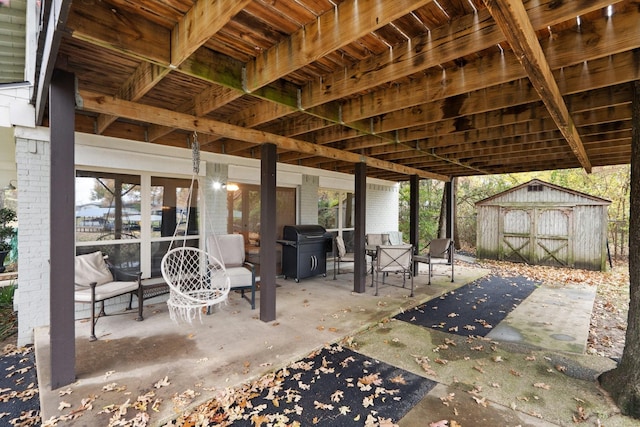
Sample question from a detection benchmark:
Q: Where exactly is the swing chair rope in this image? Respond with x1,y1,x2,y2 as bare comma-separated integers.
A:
161,131,230,323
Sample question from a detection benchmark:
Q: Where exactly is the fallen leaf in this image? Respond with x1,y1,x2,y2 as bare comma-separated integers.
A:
154,376,170,388
472,396,488,407
58,388,72,396
338,405,351,415
389,374,407,385
331,390,344,402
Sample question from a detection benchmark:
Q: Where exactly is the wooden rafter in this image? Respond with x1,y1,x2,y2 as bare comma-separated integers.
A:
77,90,449,182
483,0,592,172
93,0,251,134
244,0,435,92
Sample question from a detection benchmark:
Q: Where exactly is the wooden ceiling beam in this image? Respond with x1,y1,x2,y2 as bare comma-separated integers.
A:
369,45,639,136
398,85,632,143
170,0,252,66
244,0,435,92
483,0,591,171
67,1,636,151
77,90,448,181
88,0,250,134
273,20,638,157
96,62,171,134
301,0,617,109
410,103,632,150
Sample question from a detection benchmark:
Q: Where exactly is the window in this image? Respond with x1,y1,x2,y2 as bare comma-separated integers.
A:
319,190,355,250
76,171,199,277
227,183,296,244
75,171,142,270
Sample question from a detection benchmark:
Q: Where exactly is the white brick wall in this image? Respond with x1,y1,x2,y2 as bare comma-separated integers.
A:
15,136,51,346
366,183,399,234
204,162,229,236
299,174,319,224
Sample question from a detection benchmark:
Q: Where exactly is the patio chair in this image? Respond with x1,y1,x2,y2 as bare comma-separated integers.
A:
74,251,143,341
207,234,257,309
372,244,414,297
413,238,454,285
333,235,355,278
366,233,390,246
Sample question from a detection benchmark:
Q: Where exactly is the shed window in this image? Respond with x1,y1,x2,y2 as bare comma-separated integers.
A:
527,184,543,192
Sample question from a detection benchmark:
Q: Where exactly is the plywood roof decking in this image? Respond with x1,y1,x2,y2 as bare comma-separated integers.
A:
39,0,638,181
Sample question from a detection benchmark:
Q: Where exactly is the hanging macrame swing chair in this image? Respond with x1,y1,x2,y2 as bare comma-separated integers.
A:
160,133,230,323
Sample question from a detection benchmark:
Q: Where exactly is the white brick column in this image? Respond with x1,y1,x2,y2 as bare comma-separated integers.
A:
204,162,228,237
300,174,319,224
366,183,399,233
15,134,50,346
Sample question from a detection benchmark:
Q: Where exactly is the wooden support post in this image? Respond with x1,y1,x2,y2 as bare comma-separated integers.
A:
353,163,367,293
259,143,277,321
49,69,76,389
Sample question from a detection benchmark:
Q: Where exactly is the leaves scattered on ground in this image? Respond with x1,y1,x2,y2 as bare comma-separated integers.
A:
474,258,629,360
0,344,40,426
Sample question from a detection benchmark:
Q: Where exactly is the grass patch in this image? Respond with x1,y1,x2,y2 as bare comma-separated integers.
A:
0,284,17,342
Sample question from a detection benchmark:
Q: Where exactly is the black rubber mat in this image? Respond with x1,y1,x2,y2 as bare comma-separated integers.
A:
395,275,540,337
0,346,40,425
228,343,437,426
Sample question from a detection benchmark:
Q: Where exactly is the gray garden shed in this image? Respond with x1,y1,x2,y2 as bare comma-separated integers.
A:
475,179,611,271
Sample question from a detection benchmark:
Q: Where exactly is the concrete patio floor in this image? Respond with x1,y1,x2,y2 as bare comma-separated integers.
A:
33,262,635,426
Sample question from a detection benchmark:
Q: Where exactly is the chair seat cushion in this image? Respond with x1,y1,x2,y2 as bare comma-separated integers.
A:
75,251,113,286
226,266,253,289
75,281,139,302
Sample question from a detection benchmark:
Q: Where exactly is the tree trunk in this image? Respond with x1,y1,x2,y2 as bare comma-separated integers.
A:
598,81,640,418
437,186,446,239
452,178,461,250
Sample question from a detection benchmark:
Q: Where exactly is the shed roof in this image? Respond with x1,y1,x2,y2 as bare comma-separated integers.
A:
475,179,612,206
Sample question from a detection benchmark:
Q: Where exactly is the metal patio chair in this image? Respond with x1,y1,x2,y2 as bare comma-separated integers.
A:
414,238,454,285
333,235,356,277
372,244,414,297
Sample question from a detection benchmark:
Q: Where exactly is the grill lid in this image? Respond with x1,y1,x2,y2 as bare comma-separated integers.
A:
283,224,327,241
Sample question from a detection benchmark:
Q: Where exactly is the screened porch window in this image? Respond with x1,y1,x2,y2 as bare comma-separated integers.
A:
318,190,355,251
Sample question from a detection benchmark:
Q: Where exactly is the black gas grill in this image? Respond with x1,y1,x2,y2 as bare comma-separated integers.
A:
278,225,333,282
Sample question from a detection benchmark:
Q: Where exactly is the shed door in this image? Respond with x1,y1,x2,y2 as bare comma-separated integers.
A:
499,207,573,266
534,208,572,267
500,208,532,263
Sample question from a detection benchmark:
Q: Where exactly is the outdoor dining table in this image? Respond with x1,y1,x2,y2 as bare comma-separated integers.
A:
365,245,378,275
